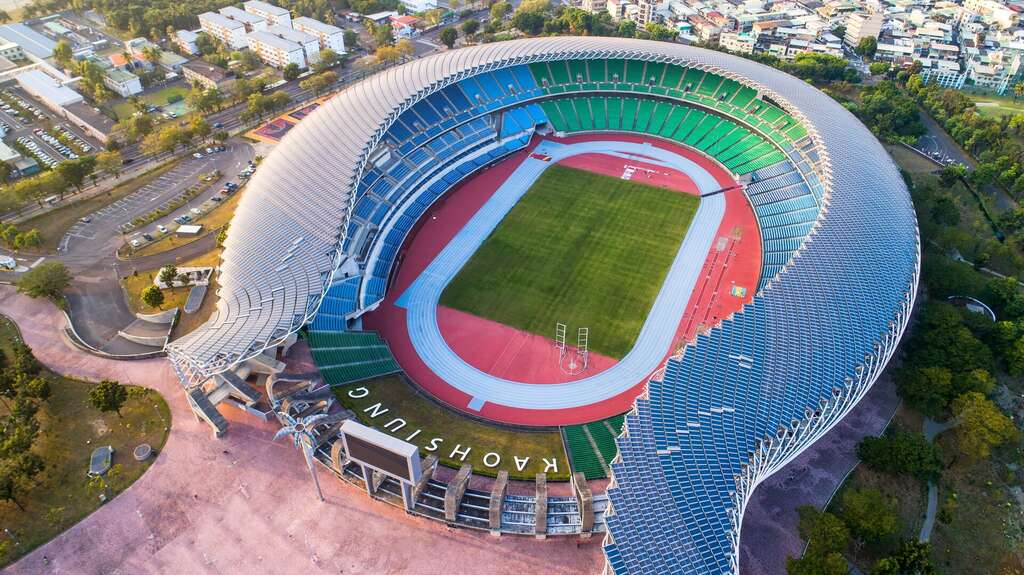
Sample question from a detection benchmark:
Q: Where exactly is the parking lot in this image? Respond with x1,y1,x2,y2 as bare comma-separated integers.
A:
0,84,103,169
59,142,254,255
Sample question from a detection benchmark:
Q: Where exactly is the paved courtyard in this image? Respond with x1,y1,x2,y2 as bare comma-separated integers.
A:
0,285,604,575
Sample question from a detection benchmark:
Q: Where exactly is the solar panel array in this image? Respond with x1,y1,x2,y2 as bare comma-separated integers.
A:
166,38,919,573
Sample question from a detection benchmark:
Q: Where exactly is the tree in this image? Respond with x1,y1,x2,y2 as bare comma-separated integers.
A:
212,130,229,144
645,22,678,41
189,116,211,142
343,29,359,51
16,261,71,301
141,285,164,309
461,18,480,37
950,391,1019,461
96,150,123,178
786,506,850,575
617,19,637,38
512,8,545,35
0,453,43,510
491,0,512,21
299,70,337,96
857,428,943,481
158,264,178,288
375,45,400,63
856,36,878,59
55,156,97,195
88,379,128,417
396,39,414,59
312,49,342,73
838,487,899,545
440,27,458,49
53,40,72,67
895,366,953,417
141,45,162,64
282,62,301,81
872,540,935,575
372,22,394,48
869,61,890,76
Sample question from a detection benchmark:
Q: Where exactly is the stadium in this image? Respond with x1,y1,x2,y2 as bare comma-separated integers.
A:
166,37,920,574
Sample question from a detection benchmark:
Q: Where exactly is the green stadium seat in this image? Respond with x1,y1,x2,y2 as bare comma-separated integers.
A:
661,65,683,90
569,60,588,84
587,59,607,83
624,59,644,85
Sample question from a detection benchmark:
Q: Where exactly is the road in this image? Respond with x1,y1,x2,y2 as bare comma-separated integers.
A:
52,141,253,354
915,110,1019,212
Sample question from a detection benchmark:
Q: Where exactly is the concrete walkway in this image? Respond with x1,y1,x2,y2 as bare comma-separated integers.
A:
1,285,603,575
399,139,725,410
919,417,956,543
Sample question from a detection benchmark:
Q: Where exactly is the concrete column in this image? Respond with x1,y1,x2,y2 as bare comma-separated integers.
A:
573,471,593,538
534,473,547,539
489,470,508,536
444,464,473,524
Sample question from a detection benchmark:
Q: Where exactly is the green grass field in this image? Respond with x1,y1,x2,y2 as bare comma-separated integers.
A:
440,164,699,359
334,376,568,480
967,93,1024,118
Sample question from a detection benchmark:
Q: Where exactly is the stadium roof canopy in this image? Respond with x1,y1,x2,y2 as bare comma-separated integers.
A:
167,37,919,573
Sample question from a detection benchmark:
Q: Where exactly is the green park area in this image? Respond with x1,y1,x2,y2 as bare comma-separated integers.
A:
109,85,191,122
0,314,170,567
967,93,1024,118
440,165,699,359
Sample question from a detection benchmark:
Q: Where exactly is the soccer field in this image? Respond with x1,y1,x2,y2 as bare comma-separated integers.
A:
440,164,700,359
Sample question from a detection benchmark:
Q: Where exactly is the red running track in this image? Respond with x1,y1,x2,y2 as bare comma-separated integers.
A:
363,133,762,426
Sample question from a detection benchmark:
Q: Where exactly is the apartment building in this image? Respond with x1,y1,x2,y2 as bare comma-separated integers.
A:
244,0,292,28
247,30,305,69
845,11,883,45
198,12,248,49
220,6,268,33
292,16,346,53
267,24,319,65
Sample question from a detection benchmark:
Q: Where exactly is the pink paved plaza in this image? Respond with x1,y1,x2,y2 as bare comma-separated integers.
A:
0,285,604,575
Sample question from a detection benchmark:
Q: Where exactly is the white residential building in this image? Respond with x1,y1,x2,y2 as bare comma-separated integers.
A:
219,6,268,33
292,17,346,53
267,25,319,65
176,29,200,55
244,0,292,28
103,68,142,97
247,30,305,69
845,11,883,46
198,12,248,50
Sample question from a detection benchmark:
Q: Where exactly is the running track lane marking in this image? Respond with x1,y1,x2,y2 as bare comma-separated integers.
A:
397,140,726,411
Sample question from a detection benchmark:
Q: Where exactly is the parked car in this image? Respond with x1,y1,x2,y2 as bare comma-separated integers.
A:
130,239,141,248
157,225,168,233
190,207,201,215
192,152,203,159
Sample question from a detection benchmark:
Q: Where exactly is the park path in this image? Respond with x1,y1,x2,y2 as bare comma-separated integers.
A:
0,285,603,575
918,417,957,543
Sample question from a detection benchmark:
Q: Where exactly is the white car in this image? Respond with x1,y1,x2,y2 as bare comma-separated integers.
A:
192,152,203,159
157,225,168,233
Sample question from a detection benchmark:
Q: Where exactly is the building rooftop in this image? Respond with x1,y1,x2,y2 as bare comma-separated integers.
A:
244,0,290,16
16,69,82,107
292,16,342,35
182,59,231,83
221,6,267,25
64,100,116,132
105,68,139,84
198,12,246,31
247,30,302,52
268,24,317,45
0,23,56,59
0,141,20,162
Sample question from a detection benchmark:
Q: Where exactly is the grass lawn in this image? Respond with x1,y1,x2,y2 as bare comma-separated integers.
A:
886,144,940,175
18,161,178,253
335,375,569,481
440,165,699,359
109,85,191,122
0,315,171,567
930,434,1021,574
967,93,1024,118
121,248,222,316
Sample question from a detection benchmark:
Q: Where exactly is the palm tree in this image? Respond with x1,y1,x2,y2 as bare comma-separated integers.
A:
273,412,330,501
